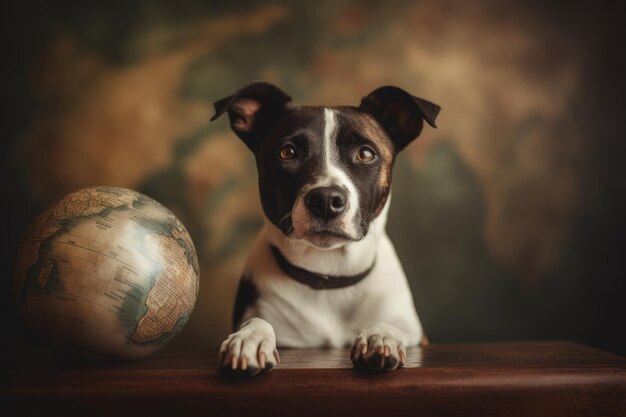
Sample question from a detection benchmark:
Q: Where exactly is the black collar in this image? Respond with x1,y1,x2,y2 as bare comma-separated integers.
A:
269,245,376,290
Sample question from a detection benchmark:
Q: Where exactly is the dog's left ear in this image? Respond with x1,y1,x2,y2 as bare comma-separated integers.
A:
211,81,292,151
360,86,440,152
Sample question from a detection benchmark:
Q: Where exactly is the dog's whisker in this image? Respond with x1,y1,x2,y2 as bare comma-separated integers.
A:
278,211,293,226
357,207,376,239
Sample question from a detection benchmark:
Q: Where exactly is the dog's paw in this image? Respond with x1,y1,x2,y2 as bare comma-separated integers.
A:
218,318,280,376
350,327,407,372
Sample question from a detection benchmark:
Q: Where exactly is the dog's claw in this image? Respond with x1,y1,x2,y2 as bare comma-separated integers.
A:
350,330,405,372
399,349,406,364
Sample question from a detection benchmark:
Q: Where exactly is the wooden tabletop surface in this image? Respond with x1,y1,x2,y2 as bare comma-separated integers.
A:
3,341,626,416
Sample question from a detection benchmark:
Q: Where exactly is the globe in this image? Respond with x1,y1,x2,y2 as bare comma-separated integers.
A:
13,186,200,361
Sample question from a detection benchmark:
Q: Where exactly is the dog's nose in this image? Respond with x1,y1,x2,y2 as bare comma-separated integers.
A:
305,186,347,220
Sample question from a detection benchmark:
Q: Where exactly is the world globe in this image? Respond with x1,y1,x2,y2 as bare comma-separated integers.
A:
13,186,200,361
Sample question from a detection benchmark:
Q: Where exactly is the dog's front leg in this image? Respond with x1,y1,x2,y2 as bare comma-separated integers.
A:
218,318,279,376
350,323,412,372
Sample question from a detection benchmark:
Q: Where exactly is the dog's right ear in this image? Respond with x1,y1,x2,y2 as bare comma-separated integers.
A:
210,81,292,151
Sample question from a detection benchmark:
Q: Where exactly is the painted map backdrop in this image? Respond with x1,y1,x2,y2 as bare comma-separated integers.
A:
2,0,624,354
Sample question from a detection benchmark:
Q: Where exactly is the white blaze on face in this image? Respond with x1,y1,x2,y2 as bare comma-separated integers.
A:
322,108,337,169
290,109,360,243
321,108,360,235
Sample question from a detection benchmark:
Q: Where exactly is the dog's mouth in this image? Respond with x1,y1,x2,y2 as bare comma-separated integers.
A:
305,229,356,241
298,227,361,248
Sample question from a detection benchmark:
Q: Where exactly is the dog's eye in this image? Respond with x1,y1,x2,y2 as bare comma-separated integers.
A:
278,144,296,160
356,146,376,162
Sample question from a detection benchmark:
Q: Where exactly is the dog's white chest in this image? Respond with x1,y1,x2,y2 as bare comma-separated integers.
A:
255,282,365,348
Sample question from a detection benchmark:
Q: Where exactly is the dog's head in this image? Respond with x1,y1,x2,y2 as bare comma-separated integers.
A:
211,82,440,249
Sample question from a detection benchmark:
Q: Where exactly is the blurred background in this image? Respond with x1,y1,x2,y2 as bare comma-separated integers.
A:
1,0,624,354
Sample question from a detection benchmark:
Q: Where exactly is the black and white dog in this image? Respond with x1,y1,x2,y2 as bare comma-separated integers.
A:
212,82,440,374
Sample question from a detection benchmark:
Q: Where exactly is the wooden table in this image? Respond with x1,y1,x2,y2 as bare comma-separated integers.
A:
3,341,625,416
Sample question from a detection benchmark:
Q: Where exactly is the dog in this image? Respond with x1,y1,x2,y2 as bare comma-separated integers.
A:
211,82,440,374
